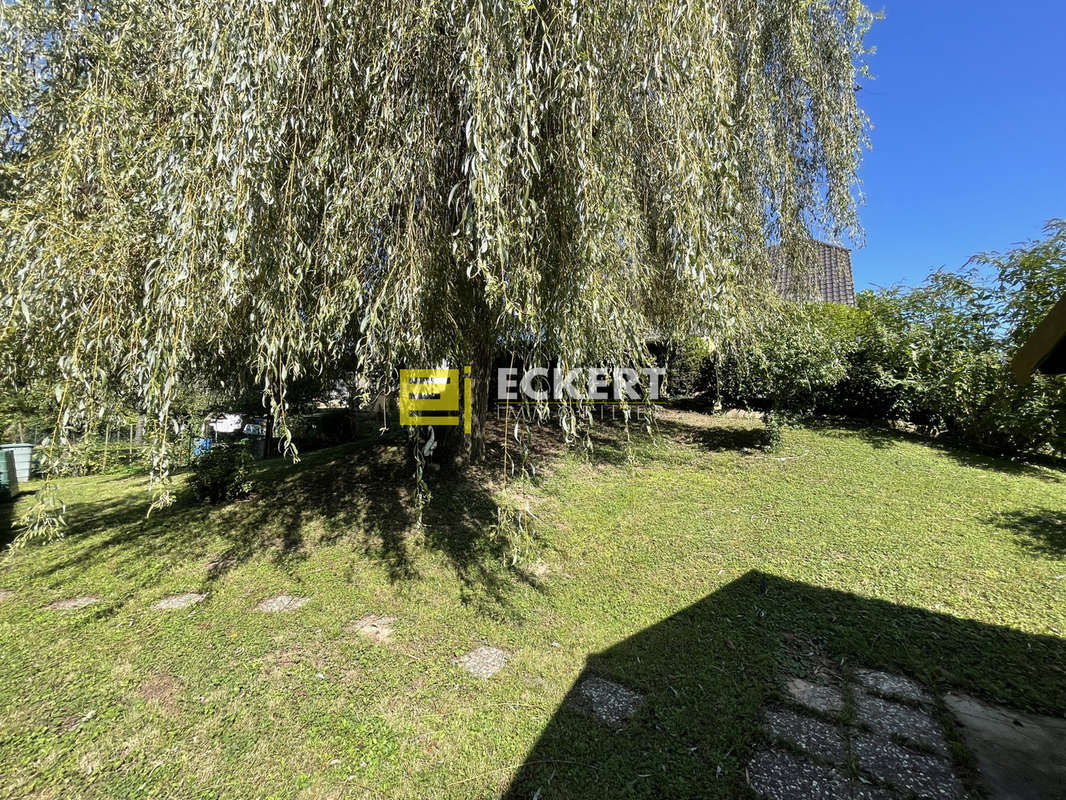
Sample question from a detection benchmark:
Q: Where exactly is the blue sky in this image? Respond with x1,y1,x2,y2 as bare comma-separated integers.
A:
847,1,1066,291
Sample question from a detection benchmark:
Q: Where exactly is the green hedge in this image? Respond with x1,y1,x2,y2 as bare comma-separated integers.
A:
678,222,1066,459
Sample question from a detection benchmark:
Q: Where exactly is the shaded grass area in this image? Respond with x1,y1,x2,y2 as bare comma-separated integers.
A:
505,572,1066,799
0,410,1063,798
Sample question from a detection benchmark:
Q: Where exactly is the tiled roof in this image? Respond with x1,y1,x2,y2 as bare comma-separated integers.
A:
771,241,856,306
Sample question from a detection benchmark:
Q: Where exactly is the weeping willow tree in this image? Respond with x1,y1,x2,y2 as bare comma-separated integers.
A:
1,0,873,523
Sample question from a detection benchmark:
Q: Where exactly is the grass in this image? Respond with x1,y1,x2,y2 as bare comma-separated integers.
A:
0,409,1063,799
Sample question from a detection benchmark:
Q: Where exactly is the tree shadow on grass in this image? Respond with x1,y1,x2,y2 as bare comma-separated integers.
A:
810,419,1065,482
18,406,768,614
654,410,773,452
503,571,1066,799
986,507,1066,558
484,405,775,466
18,407,695,615
19,424,535,614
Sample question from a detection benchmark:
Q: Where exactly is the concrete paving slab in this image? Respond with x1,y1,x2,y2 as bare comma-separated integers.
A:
48,596,99,610
851,784,900,800
765,709,847,764
254,594,309,612
855,692,949,755
853,734,966,800
945,692,1066,800
786,677,845,715
459,646,508,679
856,669,933,704
153,592,206,610
747,749,854,800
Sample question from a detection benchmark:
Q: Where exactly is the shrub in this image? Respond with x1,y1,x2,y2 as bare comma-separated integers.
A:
191,441,255,503
847,266,1066,457
288,409,359,452
656,337,715,399
695,302,866,414
682,221,1066,459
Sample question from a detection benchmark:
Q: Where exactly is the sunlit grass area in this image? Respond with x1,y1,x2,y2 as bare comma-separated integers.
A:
1,411,1063,798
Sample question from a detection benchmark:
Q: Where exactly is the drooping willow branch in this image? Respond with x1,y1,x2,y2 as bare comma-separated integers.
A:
1,0,874,533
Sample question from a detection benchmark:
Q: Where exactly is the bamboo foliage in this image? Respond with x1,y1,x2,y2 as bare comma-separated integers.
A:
1,0,873,517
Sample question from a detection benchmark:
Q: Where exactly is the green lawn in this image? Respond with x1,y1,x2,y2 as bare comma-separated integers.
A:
1,411,1064,799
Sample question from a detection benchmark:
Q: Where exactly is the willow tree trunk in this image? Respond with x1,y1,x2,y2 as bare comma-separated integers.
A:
464,341,493,464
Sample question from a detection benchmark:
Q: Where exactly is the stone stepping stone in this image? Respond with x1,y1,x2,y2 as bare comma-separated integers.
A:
349,614,395,643
153,592,206,610
254,594,309,613
749,749,900,800
747,749,858,800
853,734,967,800
48,596,99,611
945,692,1066,800
566,675,643,729
856,669,933,705
459,646,508,679
205,557,235,577
854,692,949,755
785,677,844,715
765,709,846,764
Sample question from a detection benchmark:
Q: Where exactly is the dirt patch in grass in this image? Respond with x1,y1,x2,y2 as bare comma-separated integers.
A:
0,589,12,603
205,557,235,578
348,614,396,643
527,560,550,579
141,674,182,710
260,646,327,679
58,709,97,733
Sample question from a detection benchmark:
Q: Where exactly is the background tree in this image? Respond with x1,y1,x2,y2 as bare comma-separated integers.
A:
975,218,1066,346
1,0,874,506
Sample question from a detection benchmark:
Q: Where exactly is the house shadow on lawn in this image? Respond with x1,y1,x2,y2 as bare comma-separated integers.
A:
502,571,1066,799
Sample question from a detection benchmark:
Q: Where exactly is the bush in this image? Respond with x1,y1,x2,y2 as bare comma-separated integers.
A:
288,409,359,452
655,338,715,399
191,441,255,503
848,280,1066,457
682,221,1066,459
694,302,866,414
